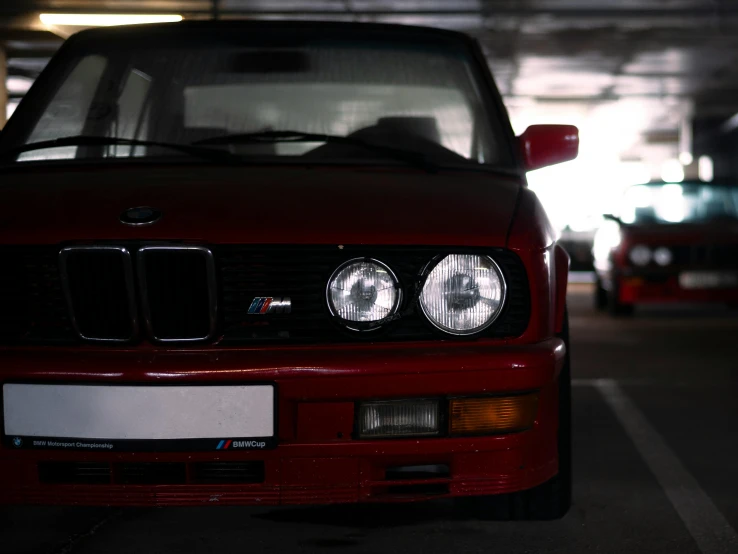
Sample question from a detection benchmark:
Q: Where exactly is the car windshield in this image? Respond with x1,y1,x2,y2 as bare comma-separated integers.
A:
2,29,510,168
619,182,738,224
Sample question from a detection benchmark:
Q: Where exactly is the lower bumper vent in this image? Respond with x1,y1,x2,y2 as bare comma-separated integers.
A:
191,461,265,484
38,461,111,485
118,462,186,485
38,461,265,485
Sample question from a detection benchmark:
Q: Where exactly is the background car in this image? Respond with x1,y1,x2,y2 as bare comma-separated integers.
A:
593,180,738,315
558,224,597,272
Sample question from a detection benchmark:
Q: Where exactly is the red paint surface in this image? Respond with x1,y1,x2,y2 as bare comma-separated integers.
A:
507,188,565,340
619,278,738,304
0,339,565,506
0,164,521,246
518,124,579,172
554,244,571,332
297,402,355,442
0,154,571,507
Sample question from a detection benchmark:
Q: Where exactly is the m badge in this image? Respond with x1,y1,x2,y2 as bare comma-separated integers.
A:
248,297,291,315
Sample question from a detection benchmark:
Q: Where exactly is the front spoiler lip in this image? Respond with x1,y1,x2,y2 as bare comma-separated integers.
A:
0,431,559,506
0,469,557,507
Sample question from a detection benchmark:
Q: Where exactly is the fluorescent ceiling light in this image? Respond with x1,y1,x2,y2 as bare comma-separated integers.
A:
40,14,183,27
6,76,33,95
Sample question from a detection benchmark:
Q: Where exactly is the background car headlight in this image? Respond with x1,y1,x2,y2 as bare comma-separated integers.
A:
653,247,673,266
629,245,652,266
419,254,505,335
327,258,401,327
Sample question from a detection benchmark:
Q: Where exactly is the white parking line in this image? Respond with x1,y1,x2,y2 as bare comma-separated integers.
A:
592,378,738,554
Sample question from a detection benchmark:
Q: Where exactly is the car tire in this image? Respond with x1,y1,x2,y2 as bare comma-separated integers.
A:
594,278,608,311
461,310,572,521
607,281,634,317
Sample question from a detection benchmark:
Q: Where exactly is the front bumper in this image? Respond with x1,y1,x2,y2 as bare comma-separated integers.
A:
0,339,565,506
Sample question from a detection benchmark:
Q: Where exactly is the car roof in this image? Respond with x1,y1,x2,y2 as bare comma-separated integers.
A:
69,20,476,47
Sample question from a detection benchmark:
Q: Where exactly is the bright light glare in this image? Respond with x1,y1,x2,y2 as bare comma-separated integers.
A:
40,14,183,27
527,156,651,235
6,77,32,95
619,161,651,186
656,184,686,223
679,152,694,166
627,185,653,208
699,155,714,182
620,185,653,224
661,159,685,183
7,100,19,122
593,220,621,262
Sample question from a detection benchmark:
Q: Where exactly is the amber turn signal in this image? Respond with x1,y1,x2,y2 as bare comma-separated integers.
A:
449,394,538,436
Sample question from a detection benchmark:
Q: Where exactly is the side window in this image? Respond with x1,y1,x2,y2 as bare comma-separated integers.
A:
20,55,107,161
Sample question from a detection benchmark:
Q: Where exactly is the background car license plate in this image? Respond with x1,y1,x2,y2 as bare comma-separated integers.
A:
2,384,275,451
679,271,738,289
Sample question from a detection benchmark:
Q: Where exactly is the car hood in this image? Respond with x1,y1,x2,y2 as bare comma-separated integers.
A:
0,164,522,246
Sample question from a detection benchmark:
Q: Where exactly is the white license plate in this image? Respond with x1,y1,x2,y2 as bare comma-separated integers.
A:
3,384,275,451
679,271,738,290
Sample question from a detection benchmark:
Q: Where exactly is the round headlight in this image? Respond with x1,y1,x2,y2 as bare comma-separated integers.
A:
419,254,505,336
327,258,401,328
629,245,652,266
653,247,673,266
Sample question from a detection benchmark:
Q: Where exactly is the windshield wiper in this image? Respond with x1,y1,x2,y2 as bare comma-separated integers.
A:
194,130,439,172
0,135,245,164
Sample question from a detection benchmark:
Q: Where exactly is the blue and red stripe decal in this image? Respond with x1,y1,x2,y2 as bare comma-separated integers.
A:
216,439,232,450
247,297,272,314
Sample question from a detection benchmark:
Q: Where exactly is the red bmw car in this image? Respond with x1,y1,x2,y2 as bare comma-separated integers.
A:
0,21,578,519
594,180,738,315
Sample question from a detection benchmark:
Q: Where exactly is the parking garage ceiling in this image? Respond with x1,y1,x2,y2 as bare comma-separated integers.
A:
2,1,738,162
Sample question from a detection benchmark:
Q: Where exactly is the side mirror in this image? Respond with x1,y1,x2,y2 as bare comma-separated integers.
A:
518,124,579,172
603,213,624,225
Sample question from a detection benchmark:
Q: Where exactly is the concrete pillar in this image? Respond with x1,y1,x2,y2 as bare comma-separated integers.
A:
0,46,7,129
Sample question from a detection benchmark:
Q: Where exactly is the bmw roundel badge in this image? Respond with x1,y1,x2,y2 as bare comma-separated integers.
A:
120,206,162,226
12,437,22,448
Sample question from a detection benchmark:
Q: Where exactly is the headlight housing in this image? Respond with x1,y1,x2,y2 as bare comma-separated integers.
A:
326,258,401,330
419,254,506,336
653,247,673,266
629,245,652,266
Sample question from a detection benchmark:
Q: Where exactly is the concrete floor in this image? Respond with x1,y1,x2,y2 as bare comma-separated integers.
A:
3,285,738,554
